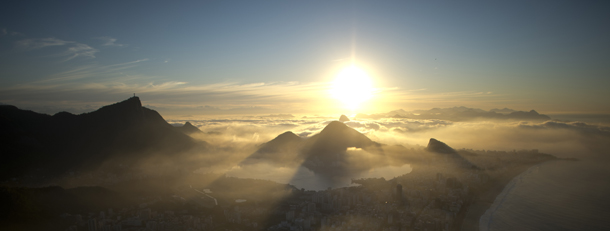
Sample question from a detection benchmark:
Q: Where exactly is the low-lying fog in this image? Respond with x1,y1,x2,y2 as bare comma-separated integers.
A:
163,112,610,190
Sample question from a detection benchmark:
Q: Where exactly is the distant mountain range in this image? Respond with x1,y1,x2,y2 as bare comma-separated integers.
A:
0,97,206,181
355,106,551,121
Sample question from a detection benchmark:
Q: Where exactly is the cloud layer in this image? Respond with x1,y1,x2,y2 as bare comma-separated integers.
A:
169,112,609,161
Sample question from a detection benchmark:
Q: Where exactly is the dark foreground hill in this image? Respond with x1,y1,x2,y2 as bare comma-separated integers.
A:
0,97,207,181
0,185,131,231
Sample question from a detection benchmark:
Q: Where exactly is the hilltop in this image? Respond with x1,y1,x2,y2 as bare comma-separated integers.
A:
0,97,207,182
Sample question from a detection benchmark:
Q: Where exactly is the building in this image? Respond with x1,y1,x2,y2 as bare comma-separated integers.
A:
396,184,403,202
88,218,98,231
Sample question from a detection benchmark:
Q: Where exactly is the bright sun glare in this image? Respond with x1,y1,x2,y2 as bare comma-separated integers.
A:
331,65,374,111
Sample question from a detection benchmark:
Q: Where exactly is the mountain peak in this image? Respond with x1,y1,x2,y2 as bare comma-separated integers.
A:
339,115,350,122
248,131,303,163
304,121,378,155
275,131,300,140
94,96,142,114
176,121,202,134
121,96,142,108
427,138,456,154
263,131,302,148
322,121,349,132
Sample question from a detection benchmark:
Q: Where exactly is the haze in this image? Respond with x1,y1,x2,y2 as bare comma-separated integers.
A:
1,1,609,231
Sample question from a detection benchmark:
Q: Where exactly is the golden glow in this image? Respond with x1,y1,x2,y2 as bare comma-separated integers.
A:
331,65,374,110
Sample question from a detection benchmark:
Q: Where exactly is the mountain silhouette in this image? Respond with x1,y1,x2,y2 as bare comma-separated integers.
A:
248,121,383,169
426,138,477,169
426,138,456,154
175,121,203,134
0,97,206,180
300,121,386,173
259,131,303,153
302,121,380,158
248,121,482,175
245,131,304,164
355,106,551,121
339,114,350,122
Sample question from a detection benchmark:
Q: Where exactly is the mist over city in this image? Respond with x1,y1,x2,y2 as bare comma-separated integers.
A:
1,1,609,231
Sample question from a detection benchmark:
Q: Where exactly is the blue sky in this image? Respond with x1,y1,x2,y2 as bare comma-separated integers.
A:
1,0,609,116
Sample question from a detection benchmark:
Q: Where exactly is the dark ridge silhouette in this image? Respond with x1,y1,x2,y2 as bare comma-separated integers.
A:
490,108,515,114
260,131,303,152
245,131,304,163
175,121,203,134
339,114,350,122
298,121,383,173
427,138,478,169
247,121,383,169
247,121,481,175
0,97,207,181
426,138,457,154
302,121,381,157
507,110,547,120
355,106,551,121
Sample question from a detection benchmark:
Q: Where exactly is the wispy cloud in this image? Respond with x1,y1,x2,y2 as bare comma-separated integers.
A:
0,75,520,117
0,79,332,114
16,38,72,50
96,36,127,47
107,58,149,67
35,59,150,83
1,28,24,37
15,37,99,61
63,43,98,61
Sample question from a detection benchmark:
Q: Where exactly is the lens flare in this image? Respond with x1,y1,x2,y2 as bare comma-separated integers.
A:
331,65,374,110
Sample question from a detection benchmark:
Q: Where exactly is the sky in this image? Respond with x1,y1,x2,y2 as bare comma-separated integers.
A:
1,0,609,116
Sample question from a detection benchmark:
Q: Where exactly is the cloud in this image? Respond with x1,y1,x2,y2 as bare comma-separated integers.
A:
1,75,522,121
15,37,99,61
31,59,150,83
63,43,99,61
1,28,24,37
96,36,127,47
166,115,610,164
106,58,149,67
519,121,610,137
16,38,73,49
167,117,335,149
356,106,551,122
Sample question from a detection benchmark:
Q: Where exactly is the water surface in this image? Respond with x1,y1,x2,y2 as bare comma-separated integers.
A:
480,159,610,231
226,163,412,190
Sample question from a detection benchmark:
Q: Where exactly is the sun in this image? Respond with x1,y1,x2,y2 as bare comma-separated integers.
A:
331,65,374,111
